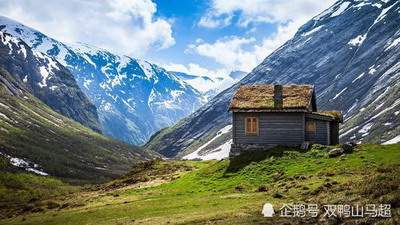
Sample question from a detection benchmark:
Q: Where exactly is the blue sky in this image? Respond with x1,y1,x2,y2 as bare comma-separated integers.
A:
0,0,335,78
150,0,280,73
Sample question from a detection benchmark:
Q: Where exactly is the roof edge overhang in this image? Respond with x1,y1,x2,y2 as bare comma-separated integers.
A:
305,112,343,122
230,108,309,113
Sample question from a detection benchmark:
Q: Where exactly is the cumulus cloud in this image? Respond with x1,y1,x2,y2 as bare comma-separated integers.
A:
186,36,258,72
187,20,304,72
163,63,228,78
198,13,232,28
190,0,335,74
0,0,175,56
198,0,335,28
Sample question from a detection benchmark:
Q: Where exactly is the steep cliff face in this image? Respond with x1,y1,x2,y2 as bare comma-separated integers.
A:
0,31,101,132
0,17,205,145
145,0,400,157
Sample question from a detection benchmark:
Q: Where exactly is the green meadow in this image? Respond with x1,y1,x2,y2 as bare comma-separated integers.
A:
1,144,399,225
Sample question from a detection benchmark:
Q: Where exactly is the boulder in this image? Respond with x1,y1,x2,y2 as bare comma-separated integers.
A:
341,143,354,153
328,148,344,157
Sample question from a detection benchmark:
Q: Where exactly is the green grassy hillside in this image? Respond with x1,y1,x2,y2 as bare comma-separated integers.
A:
1,144,399,224
0,68,155,184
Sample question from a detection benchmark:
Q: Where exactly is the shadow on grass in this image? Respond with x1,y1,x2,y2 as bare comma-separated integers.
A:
225,146,302,173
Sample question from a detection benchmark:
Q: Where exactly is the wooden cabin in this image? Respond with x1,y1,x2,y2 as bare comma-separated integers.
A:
229,84,342,156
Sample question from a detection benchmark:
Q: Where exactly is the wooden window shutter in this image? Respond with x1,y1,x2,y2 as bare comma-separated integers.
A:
306,121,316,133
246,118,252,133
252,118,258,133
245,117,259,135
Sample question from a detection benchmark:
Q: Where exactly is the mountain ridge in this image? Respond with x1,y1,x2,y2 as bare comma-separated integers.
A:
145,0,400,158
0,31,101,132
0,16,206,145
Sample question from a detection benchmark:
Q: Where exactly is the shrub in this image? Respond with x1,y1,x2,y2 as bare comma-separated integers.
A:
257,185,268,192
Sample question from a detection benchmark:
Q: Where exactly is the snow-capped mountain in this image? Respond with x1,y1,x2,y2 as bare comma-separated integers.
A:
0,31,101,132
170,70,247,100
145,0,400,158
0,16,205,145
0,58,154,181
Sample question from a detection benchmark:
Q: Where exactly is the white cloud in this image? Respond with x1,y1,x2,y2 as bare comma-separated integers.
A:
164,63,227,78
0,0,175,56
198,13,232,28
187,36,257,72
199,0,335,28
192,0,335,75
187,21,302,72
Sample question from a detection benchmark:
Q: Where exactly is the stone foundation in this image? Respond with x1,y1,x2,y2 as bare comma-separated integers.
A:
230,143,277,157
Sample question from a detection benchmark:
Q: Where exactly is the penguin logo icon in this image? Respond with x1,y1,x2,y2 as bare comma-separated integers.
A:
262,203,275,217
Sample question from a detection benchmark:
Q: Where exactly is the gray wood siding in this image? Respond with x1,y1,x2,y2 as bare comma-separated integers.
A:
329,121,340,145
305,118,329,145
233,112,305,146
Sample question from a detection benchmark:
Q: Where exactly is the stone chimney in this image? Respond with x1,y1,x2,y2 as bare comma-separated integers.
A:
274,84,283,108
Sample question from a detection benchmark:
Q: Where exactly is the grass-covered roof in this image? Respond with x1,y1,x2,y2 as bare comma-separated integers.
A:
230,84,314,111
316,111,343,122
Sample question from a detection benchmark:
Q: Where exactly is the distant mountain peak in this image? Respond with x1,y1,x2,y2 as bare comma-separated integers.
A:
0,16,206,145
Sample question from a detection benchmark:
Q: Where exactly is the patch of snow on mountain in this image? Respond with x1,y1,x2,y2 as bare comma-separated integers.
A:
33,51,60,88
368,67,377,75
0,112,9,120
83,78,93,89
110,73,127,87
313,2,336,20
382,135,400,145
331,1,350,17
302,25,324,37
0,152,48,175
137,59,154,80
352,1,371,9
198,139,232,160
69,42,103,56
358,122,373,137
38,66,50,88
18,44,27,58
26,168,48,176
385,37,400,50
333,87,348,100
374,2,397,25
183,124,232,160
371,99,400,120
348,34,367,46
81,53,97,68
352,72,365,83
372,3,382,9
340,125,359,138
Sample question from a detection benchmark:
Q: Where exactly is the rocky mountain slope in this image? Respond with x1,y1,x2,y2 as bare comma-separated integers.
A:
0,31,101,132
0,16,205,145
0,64,155,183
145,0,400,158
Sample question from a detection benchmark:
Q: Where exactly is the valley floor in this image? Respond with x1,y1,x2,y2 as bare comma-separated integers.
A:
1,144,399,225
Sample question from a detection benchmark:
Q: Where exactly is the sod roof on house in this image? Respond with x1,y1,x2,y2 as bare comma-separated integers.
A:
316,111,343,122
230,84,314,111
